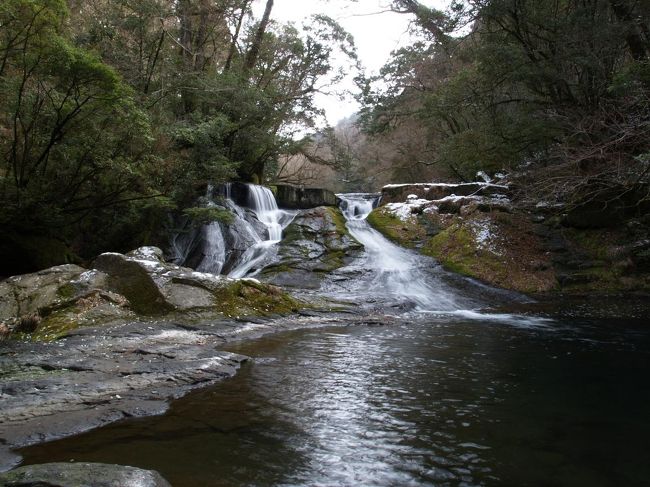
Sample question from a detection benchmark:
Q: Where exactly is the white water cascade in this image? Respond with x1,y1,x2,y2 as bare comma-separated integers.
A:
228,184,295,279
337,193,462,312
196,222,226,274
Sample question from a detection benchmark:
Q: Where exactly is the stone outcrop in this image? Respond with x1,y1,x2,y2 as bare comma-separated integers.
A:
262,207,363,289
0,265,135,341
0,318,251,470
368,181,650,294
381,182,510,205
0,247,300,340
0,463,172,487
274,184,338,209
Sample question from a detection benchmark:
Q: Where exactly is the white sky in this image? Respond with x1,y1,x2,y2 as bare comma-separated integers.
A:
253,0,448,126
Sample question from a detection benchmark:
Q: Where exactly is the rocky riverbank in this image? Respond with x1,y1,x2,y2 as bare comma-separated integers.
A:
0,462,172,486
1,180,647,485
367,182,650,294
0,206,365,476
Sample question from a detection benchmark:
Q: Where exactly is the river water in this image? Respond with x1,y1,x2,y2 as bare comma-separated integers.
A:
19,313,650,486
17,193,650,486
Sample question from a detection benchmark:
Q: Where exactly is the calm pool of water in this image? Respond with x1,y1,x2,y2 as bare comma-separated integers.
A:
19,314,650,486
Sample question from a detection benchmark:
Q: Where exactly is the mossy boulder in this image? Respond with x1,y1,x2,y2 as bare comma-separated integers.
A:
262,207,362,288
550,227,650,292
216,279,301,317
0,265,134,341
0,462,171,487
366,206,427,248
93,247,304,318
1,246,303,340
422,213,557,293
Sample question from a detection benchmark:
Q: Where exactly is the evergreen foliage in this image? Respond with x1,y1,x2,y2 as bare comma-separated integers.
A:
0,0,356,272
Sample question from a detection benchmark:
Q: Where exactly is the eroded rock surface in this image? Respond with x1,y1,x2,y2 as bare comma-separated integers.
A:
262,207,363,289
275,184,338,209
0,247,301,340
0,462,172,487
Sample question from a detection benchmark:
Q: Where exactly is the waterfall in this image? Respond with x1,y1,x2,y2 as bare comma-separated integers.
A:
227,184,295,279
168,183,294,278
196,222,226,274
246,185,284,242
337,193,461,312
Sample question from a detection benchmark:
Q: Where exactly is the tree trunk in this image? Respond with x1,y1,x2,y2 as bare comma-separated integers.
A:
242,0,274,77
224,0,250,72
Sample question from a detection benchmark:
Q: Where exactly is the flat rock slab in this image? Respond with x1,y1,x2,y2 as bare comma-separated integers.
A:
0,320,248,471
0,462,171,486
0,311,366,472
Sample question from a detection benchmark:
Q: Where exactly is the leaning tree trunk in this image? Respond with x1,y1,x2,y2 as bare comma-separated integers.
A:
242,0,273,78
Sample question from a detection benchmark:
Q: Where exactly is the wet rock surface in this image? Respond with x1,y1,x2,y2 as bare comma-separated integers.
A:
275,184,338,209
0,462,172,486
0,319,244,470
0,310,364,471
262,207,363,289
0,247,301,339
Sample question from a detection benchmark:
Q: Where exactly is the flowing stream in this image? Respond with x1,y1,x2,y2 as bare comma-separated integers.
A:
14,188,650,486
335,193,464,312
19,312,650,486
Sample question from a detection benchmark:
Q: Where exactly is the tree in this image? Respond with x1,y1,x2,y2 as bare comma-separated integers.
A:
358,0,650,193
0,0,157,266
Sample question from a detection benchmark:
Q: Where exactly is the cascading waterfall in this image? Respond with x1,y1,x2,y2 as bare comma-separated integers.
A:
171,183,293,278
196,222,226,274
337,193,462,312
228,184,295,279
247,185,284,241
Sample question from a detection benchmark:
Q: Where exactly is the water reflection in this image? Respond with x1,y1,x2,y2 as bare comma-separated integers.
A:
20,316,650,486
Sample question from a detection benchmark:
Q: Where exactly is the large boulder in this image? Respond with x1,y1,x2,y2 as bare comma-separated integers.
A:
0,463,171,487
94,247,299,316
262,207,362,288
1,246,301,339
0,265,133,340
275,184,338,209
93,252,173,315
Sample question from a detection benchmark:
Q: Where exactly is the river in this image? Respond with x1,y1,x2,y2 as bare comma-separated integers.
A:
15,192,650,486
19,312,650,486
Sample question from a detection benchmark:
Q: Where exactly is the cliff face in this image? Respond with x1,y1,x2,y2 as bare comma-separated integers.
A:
367,183,650,295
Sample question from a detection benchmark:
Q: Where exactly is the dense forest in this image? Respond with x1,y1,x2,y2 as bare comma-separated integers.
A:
1,0,649,273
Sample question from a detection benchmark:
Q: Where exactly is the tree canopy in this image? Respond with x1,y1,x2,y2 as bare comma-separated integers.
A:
0,0,357,271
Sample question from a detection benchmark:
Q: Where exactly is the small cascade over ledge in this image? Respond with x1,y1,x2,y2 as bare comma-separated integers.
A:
335,193,468,312
170,183,295,279
228,184,295,278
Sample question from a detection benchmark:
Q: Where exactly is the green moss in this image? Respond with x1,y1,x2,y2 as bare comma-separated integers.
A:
57,283,76,299
317,250,345,272
326,207,350,237
423,224,483,277
216,280,301,317
366,207,425,247
422,217,557,294
30,311,81,342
